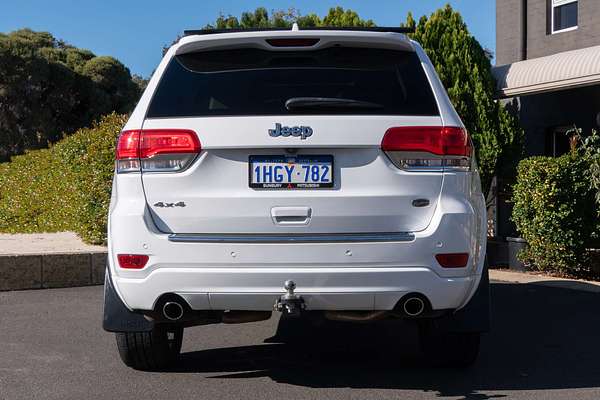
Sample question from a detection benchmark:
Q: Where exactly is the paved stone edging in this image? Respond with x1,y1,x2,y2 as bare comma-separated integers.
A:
0,252,107,291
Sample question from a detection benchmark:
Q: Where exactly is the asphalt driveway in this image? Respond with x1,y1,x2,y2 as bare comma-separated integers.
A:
0,281,599,399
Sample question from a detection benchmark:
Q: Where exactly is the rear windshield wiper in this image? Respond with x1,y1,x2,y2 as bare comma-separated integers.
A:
285,97,384,111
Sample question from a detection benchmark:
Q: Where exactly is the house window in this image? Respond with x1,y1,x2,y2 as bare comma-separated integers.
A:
551,0,578,34
545,126,572,156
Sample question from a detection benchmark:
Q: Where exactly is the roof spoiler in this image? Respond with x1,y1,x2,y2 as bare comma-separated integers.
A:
183,26,416,36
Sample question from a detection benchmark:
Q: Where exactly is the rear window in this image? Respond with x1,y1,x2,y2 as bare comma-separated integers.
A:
147,47,439,118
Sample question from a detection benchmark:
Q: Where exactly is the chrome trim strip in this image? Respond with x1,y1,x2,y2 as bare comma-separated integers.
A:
168,232,415,243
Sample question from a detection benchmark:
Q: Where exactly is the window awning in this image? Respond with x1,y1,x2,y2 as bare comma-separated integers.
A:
492,45,600,98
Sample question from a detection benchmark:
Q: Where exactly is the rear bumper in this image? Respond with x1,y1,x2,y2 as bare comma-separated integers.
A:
114,266,477,311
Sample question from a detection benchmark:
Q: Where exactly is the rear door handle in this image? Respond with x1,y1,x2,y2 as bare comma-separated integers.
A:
271,206,312,225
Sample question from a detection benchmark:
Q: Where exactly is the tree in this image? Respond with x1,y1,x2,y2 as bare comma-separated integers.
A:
81,56,139,115
404,6,523,195
132,74,149,93
321,6,374,27
0,29,141,161
203,7,373,30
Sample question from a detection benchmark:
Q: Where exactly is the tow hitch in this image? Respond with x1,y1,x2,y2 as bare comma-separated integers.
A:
274,280,305,317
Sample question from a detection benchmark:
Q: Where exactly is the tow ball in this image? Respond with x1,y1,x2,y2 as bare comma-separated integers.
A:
274,280,305,317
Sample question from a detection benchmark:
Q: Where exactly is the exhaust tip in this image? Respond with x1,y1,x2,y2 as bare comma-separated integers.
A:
163,301,184,321
402,296,426,317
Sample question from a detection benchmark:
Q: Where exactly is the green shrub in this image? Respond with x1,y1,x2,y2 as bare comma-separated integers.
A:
511,154,600,278
0,113,126,244
579,130,600,207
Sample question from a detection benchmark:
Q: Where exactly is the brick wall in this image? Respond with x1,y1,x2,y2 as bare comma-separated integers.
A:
496,0,524,65
497,0,600,65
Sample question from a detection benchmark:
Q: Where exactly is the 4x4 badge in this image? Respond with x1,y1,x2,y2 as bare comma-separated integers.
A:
154,202,186,208
268,123,313,140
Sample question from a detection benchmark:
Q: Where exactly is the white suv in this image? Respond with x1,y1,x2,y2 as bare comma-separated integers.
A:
102,26,489,370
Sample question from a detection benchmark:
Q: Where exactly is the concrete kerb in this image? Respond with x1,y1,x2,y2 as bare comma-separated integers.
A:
490,269,600,294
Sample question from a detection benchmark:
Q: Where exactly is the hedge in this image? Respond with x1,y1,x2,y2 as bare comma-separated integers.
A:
511,153,600,278
0,113,126,244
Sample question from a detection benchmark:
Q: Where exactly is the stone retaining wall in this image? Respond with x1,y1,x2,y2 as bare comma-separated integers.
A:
0,252,107,291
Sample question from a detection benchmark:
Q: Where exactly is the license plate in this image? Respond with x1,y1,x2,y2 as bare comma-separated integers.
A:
249,155,333,189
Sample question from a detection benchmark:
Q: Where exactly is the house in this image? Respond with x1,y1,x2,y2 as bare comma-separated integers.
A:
491,0,600,239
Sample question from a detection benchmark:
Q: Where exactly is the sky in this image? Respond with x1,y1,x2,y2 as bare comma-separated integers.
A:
1,0,496,77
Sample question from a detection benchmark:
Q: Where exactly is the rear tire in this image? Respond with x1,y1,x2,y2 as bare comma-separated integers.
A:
115,325,183,371
419,324,480,368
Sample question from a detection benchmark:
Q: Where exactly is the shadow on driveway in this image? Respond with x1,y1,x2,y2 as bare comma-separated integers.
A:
172,282,600,399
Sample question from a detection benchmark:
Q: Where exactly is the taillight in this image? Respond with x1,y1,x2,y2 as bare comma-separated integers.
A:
117,254,149,269
116,130,141,173
116,129,200,173
435,253,469,268
381,126,472,171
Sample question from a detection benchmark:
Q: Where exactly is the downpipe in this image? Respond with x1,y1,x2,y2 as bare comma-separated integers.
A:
323,310,389,322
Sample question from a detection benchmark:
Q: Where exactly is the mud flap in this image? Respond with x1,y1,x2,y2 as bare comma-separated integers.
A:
431,261,491,333
102,268,154,333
